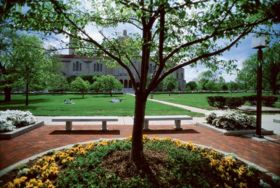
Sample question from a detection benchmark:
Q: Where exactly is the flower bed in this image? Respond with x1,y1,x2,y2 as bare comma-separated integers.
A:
206,110,256,130
1,137,279,188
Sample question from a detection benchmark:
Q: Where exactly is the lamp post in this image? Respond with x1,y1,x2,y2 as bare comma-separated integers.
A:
252,36,266,138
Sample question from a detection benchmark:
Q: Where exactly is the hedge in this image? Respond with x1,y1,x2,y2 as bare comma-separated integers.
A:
207,96,245,109
243,95,278,107
208,95,278,109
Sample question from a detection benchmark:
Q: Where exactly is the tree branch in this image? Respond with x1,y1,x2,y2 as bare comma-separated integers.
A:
149,27,253,92
50,0,137,88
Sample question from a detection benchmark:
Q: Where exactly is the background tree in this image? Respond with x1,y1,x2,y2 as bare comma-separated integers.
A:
92,75,122,96
163,75,178,95
263,42,280,94
0,28,19,101
186,81,198,91
48,74,69,93
197,71,216,90
237,42,280,93
0,33,55,105
5,0,279,166
71,77,90,98
14,35,52,106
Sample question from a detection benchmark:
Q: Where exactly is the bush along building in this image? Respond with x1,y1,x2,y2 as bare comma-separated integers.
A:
57,30,185,92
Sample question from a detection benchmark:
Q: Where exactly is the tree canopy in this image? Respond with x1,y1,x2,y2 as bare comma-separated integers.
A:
237,42,280,93
3,0,279,165
92,75,122,96
163,75,178,95
71,76,90,98
0,31,59,104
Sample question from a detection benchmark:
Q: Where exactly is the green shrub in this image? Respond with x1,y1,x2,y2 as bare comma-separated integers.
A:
243,96,257,105
243,95,278,107
225,97,245,109
207,96,245,109
207,96,226,108
262,96,278,106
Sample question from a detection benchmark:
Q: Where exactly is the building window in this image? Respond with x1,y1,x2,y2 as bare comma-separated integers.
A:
94,63,102,72
73,61,81,72
94,64,97,72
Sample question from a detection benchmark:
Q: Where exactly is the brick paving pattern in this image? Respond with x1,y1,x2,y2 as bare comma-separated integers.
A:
1,124,280,176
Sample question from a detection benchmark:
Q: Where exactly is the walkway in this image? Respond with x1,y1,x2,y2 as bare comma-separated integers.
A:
1,123,280,176
149,98,209,114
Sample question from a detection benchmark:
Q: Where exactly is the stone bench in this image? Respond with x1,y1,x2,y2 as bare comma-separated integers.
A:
52,117,118,131
143,115,193,130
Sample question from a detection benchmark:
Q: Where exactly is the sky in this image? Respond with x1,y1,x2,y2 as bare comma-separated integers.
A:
184,35,256,82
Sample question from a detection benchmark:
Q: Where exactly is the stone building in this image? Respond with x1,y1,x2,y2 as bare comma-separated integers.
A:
57,31,185,91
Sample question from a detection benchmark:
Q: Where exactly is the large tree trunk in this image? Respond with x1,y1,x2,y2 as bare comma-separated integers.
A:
131,91,148,166
25,83,29,106
4,87,12,102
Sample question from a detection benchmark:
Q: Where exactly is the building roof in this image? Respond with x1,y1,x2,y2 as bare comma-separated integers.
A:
56,54,94,60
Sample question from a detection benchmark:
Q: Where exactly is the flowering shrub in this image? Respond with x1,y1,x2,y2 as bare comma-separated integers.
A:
206,111,256,130
0,110,36,132
0,117,15,132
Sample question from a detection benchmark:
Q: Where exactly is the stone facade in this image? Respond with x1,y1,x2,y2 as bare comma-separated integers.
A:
57,54,185,91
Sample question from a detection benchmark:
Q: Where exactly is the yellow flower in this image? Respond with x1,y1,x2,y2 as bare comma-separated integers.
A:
84,143,94,150
163,137,172,141
239,182,248,188
237,165,247,177
247,169,254,177
44,179,55,188
173,140,183,147
12,176,27,186
98,140,108,146
223,155,235,166
62,156,74,164
151,136,160,141
25,178,43,188
217,165,224,172
4,182,14,188
210,159,218,167
185,142,196,151
142,135,149,141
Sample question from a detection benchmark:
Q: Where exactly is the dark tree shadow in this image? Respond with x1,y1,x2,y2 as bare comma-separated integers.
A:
0,98,49,105
50,130,120,135
143,129,199,134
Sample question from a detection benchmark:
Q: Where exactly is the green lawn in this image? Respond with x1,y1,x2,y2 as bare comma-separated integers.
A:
0,94,203,116
152,92,280,109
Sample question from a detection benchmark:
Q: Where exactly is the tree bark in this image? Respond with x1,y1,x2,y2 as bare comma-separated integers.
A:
4,87,12,102
131,91,148,166
25,83,29,106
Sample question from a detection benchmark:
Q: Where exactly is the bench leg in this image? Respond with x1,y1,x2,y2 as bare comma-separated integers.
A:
102,121,107,131
66,121,72,131
143,120,149,130
175,120,182,130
